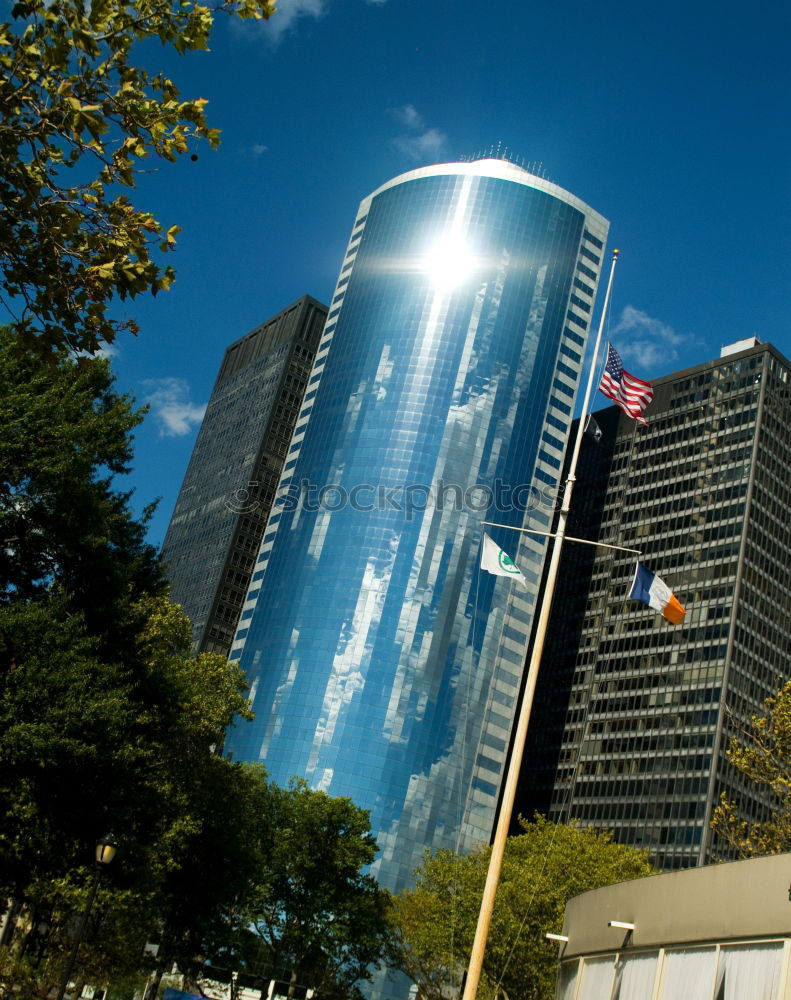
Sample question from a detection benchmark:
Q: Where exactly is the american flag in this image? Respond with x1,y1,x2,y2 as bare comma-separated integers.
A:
598,344,654,425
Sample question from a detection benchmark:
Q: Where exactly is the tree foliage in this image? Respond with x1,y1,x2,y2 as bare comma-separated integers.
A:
0,592,256,975
711,681,791,857
0,327,163,654
152,761,275,981
0,0,273,356
235,781,394,1000
392,816,654,1000
0,335,259,991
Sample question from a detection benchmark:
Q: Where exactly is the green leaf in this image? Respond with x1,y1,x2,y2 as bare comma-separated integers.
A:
0,0,277,358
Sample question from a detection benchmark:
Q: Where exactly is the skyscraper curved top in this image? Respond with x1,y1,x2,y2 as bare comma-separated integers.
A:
225,158,609,893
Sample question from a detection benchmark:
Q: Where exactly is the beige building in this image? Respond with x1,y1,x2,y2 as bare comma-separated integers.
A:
554,854,791,998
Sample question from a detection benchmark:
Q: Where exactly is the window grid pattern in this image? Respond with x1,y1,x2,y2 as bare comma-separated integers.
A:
161,297,326,655
522,344,791,870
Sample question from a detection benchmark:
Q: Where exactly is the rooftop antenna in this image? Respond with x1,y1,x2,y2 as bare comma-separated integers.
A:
458,149,548,180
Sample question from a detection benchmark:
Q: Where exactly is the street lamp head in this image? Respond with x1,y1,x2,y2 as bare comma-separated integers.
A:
95,833,118,867
55,834,120,1000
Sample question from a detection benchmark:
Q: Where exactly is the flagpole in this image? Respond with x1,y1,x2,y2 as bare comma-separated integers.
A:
461,249,619,1000
480,522,641,556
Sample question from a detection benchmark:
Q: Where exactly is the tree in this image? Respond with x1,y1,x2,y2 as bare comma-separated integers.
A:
150,761,275,984
0,327,164,658
0,333,267,991
237,781,394,1000
392,816,654,1000
711,681,791,858
0,591,257,996
0,0,273,357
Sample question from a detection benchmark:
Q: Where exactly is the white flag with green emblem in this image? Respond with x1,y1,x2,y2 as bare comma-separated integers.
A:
481,533,527,587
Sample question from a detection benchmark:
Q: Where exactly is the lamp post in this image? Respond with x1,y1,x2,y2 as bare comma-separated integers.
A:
55,834,118,1000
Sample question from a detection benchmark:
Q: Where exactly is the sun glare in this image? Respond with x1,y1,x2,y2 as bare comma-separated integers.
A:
421,235,476,290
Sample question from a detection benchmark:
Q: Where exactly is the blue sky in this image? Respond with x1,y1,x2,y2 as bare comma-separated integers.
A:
108,0,791,545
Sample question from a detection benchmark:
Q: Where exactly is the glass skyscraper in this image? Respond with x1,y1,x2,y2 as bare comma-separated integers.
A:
225,158,609,894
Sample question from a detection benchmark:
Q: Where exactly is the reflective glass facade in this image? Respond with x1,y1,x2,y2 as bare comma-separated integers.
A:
225,160,608,893
520,341,791,870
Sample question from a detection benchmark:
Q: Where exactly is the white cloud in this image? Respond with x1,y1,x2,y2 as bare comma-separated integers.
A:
393,104,423,130
391,105,448,162
95,342,120,360
231,0,384,44
70,341,119,362
611,305,686,370
143,377,207,437
252,142,269,156
235,0,327,44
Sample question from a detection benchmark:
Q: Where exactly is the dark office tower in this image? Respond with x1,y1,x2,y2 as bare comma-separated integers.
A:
161,295,327,656
520,338,791,871
224,158,609,899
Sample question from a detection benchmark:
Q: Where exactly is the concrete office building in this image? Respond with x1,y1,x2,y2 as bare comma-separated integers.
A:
161,295,327,656
224,156,610,898
520,338,791,870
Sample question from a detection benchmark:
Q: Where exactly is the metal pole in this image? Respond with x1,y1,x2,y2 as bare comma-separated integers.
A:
461,249,619,1000
480,521,641,555
55,871,100,1000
